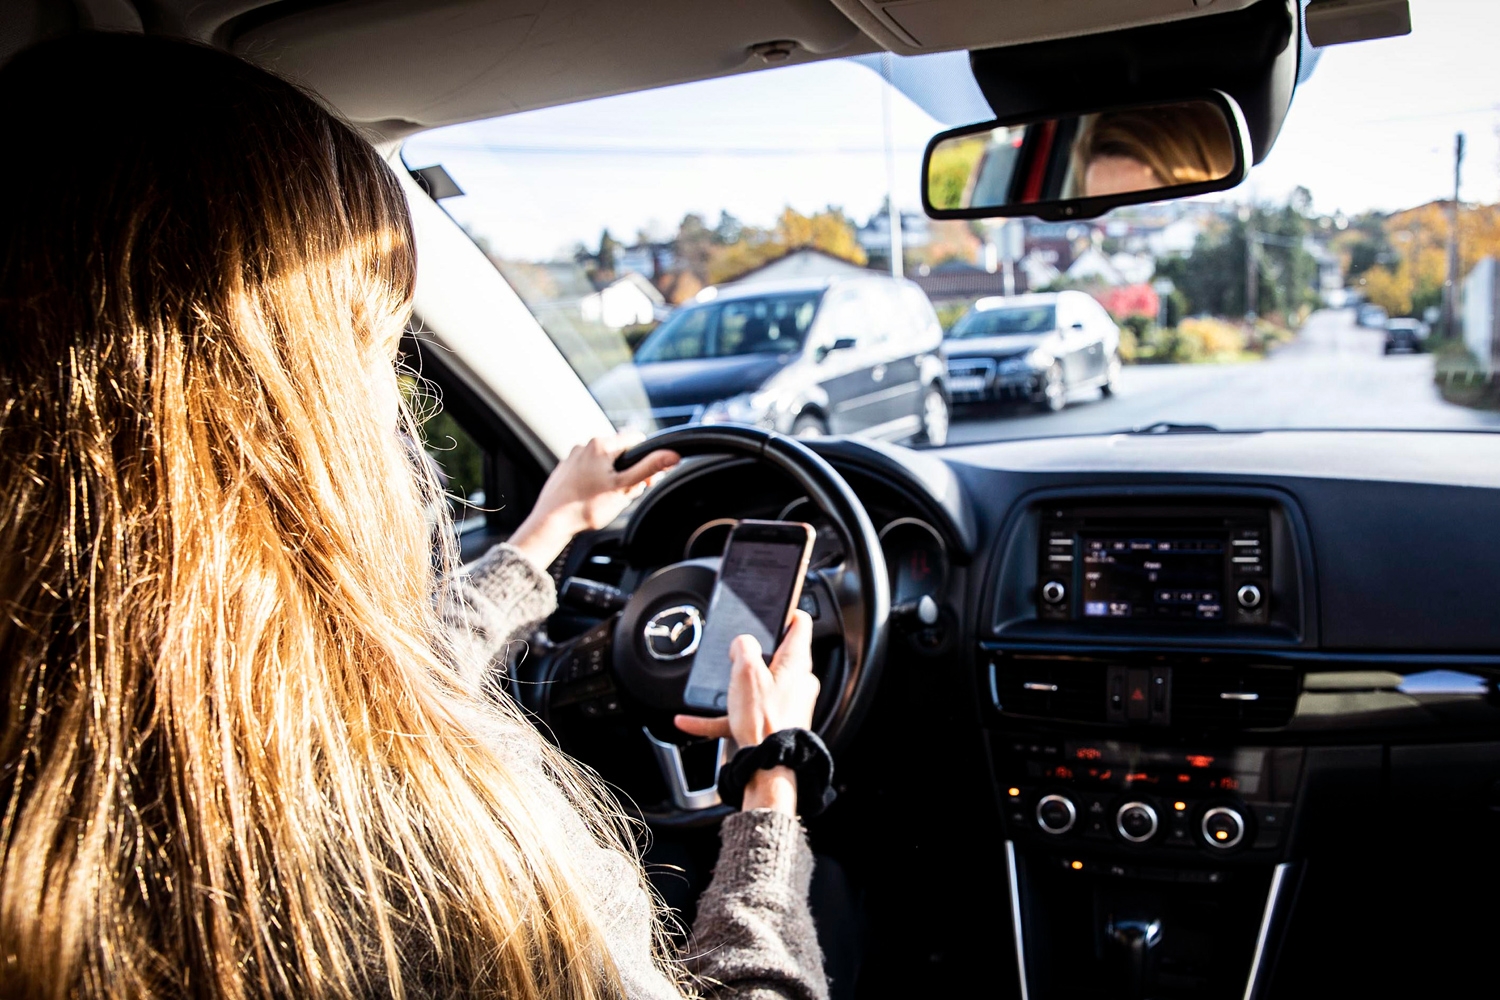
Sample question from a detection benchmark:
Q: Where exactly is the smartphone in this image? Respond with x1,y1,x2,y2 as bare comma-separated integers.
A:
683,519,816,713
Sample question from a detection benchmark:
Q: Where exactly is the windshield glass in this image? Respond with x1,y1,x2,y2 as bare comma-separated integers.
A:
951,304,1056,338
405,0,1500,445
636,293,821,363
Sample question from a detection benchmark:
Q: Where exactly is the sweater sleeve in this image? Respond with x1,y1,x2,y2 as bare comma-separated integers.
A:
688,810,830,1000
439,544,827,1000
438,542,558,694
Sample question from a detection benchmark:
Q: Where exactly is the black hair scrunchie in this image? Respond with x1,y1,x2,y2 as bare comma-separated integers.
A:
717,728,837,818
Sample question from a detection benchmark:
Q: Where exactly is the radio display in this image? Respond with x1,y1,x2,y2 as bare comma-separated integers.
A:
1081,535,1225,621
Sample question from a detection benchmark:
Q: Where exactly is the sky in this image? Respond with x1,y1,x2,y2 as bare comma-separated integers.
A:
405,0,1500,263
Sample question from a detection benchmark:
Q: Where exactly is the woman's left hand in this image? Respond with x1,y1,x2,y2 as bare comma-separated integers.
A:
508,432,679,570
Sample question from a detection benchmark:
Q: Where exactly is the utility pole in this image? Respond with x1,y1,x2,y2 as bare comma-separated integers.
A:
1441,132,1465,338
879,52,904,279
1242,206,1258,321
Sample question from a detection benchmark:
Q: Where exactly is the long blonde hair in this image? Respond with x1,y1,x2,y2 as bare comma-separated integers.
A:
0,33,655,1000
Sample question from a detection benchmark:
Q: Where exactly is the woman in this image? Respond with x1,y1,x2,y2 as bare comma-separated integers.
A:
0,32,828,1000
1070,101,1237,198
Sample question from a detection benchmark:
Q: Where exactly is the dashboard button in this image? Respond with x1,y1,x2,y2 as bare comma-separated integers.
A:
1202,806,1246,848
1036,794,1077,834
1237,584,1264,609
1041,580,1067,605
1116,801,1159,843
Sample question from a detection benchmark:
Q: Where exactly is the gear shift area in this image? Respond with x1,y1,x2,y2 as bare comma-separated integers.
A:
1105,916,1163,999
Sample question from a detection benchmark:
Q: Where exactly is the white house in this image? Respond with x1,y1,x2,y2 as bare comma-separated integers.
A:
580,272,665,329
723,248,869,286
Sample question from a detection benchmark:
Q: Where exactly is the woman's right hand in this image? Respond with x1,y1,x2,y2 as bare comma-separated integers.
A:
674,611,819,815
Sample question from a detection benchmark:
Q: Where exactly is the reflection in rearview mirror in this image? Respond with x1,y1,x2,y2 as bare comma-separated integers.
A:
924,95,1248,221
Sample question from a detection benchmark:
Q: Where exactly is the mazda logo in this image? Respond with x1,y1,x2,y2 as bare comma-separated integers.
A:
643,605,703,661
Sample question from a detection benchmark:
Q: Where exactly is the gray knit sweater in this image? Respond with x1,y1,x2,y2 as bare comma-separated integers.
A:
441,543,829,1000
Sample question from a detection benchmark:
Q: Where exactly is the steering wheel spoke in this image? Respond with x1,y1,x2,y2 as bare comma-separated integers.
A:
642,729,732,811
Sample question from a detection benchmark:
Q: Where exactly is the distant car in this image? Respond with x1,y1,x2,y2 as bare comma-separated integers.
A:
1357,303,1389,328
1384,317,1429,354
943,290,1120,412
597,275,950,444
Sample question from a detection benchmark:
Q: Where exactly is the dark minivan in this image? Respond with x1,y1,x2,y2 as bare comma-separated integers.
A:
597,275,950,444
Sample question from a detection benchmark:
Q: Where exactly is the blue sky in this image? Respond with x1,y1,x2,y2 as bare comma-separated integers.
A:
407,0,1500,262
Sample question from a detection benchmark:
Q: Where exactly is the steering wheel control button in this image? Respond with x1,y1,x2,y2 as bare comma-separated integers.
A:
1116,801,1159,843
1236,583,1264,609
642,605,703,661
1036,794,1077,835
1041,579,1067,605
1202,806,1246,848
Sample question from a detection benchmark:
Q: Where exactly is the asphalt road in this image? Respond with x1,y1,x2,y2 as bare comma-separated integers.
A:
946,308,1500,445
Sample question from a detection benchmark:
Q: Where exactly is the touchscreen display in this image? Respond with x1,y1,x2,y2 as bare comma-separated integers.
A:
686,537,807,709
1081,536,1225,621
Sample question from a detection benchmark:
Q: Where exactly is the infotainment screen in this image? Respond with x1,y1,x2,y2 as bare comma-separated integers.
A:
1080,536,1225,620
1036,503,1272,626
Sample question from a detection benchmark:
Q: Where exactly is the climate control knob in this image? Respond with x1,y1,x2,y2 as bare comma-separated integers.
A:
1036,794,1077,834
1116,801,1159,843
1236,583,1263,609
1041,580,1067,605
1202,806,1246,848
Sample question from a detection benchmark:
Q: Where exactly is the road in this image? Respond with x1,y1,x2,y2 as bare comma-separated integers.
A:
946,308,1500,444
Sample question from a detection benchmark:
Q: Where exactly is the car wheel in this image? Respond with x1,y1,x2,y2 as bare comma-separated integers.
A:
792,412,829,438
914,386,949,446
1035,364,1066,412
1101,351,1121,397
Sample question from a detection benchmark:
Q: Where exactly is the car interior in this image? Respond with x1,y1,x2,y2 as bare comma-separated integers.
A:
7,1,1497,997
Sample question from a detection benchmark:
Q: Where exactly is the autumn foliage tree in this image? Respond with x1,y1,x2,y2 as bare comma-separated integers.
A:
1355,201,1500,318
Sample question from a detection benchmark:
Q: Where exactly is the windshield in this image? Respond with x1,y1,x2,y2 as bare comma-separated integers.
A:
406,0,1500,445
951,304,1056,338
636,293,821,363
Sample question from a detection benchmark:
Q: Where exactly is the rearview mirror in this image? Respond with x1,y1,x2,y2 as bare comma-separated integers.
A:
922,93,1249,222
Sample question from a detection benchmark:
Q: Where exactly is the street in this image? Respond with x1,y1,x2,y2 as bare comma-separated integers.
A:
947,309,1500,444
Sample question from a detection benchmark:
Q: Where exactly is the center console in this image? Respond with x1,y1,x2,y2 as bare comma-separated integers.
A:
982,493,1313,999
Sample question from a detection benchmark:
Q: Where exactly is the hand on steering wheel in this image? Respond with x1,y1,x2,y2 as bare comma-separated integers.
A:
674,611,819,814
510,432,680,569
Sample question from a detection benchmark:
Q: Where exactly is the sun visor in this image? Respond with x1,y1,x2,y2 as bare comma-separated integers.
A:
967,0,1300,165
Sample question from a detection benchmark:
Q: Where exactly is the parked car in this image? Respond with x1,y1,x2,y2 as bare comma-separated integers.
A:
1384,317,1429,354
943,290,1120,412
1357,302,1389,328
596,275,950,444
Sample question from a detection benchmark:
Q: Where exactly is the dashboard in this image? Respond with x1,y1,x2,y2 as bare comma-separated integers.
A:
546,429,1500,998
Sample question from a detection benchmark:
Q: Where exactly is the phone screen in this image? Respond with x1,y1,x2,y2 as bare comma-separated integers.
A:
684,523,813,712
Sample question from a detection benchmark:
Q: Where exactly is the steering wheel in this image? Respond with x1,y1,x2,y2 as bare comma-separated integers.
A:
527,425,889,824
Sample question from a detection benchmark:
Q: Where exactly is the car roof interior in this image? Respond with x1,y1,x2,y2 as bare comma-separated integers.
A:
5,0,1266,134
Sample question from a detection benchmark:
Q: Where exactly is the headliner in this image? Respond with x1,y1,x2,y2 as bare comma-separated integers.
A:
10,0,1256,136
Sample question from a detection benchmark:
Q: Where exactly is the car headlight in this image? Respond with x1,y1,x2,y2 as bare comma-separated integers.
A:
701,390,777,427
1025,348,1054,369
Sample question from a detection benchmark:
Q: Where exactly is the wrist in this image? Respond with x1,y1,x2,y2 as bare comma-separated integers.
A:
508,506,580,570
740,766,797,815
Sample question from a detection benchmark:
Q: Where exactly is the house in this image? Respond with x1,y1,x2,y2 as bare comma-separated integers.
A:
721,248,869,286
580,272,666,329
909,259,1011,304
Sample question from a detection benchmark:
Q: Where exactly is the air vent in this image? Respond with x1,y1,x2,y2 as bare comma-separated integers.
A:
994,659,1107,724
1173,666,1300,729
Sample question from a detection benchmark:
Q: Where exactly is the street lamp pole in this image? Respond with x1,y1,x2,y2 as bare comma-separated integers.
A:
1241,206,1258,321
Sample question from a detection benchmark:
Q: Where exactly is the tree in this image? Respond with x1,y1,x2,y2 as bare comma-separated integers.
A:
1157,199,1319,322
1355,201,1500,318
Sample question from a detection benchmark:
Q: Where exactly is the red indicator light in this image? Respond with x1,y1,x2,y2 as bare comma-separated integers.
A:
1214,776,1240,791
1076,747,1102,761
1125,772,1152,784
1186,755,1215,769
1051,766,1074,780
1177,773,1192,783
1098,770,1112,781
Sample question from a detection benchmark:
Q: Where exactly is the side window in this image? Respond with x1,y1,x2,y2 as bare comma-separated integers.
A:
420,407,488,537
403,338,549,564
818,289,861,345
857,282,893,348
